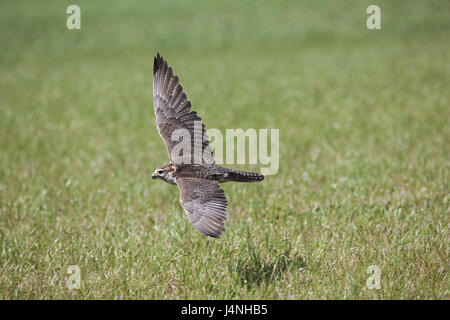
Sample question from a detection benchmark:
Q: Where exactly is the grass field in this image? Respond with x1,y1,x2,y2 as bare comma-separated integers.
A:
0,0,449,299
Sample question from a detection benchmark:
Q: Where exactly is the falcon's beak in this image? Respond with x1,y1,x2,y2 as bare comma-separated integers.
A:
152,171,158,179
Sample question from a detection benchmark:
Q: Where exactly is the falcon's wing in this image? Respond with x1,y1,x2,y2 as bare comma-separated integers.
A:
177,178,227,238
153,53,215,165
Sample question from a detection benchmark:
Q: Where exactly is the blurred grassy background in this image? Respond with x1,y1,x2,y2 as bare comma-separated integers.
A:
0,0,448,299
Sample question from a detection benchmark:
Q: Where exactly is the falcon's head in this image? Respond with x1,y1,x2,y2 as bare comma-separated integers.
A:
152,163,177,185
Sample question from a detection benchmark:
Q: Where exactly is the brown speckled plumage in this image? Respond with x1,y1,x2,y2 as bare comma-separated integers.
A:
151,53,264,238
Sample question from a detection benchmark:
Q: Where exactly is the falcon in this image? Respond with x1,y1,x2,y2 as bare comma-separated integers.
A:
151,53,264,238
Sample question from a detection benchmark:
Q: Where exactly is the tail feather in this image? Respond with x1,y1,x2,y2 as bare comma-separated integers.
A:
225,169,264,182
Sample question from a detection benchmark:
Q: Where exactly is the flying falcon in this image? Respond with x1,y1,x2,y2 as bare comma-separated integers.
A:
151,53,264,238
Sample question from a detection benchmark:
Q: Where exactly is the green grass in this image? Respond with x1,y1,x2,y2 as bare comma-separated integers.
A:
0,0,449,299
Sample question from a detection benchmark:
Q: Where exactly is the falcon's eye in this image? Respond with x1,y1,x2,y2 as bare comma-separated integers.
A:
157,170,165,175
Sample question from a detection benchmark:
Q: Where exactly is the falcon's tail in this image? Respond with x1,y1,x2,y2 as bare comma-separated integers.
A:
222,169,264,183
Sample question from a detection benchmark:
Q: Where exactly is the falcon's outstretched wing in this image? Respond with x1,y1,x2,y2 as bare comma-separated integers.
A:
153,53,215,165
177,178,227,238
